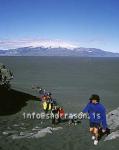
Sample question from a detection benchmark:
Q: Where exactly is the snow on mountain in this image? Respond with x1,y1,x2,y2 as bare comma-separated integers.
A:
0,39,77,50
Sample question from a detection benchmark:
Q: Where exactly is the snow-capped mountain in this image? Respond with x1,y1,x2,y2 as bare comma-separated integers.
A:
0,47,119,57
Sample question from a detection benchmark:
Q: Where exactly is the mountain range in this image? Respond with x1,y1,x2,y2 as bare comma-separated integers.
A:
0,47,119,57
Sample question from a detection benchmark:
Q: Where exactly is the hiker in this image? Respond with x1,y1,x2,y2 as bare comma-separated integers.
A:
47,99,52,112
46,92,56,110
42,100,48,113
42,98,52,113
38,88,44,94
57,107,65,123
82,94,108,145
50,99,57,106
51,106,58,125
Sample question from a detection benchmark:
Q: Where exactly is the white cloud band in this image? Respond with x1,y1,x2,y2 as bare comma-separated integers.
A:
0,39,78,50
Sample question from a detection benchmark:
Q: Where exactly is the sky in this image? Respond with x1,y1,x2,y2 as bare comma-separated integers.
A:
0,0,119,52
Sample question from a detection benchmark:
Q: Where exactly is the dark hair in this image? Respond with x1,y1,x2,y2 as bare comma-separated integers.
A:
47,92,52,96
89,94,100,102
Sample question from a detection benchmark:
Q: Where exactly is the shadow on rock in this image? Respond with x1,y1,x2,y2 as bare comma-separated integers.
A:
0,86,38,116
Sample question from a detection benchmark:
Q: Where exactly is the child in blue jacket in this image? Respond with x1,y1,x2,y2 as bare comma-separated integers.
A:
83,94,107,145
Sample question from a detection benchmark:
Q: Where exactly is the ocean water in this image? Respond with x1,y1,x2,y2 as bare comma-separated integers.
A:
0,57,119,150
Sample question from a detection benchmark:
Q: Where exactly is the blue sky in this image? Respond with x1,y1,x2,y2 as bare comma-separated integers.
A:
0,0,119,52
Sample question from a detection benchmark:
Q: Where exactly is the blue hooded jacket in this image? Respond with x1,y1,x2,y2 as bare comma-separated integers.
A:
83,102,107,129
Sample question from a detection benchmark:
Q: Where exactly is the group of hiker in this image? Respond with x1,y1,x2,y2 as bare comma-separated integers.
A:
37,87,65,125
37,88,110,145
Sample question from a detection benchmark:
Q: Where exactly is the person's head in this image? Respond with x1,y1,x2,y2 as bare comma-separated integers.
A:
54,105,57,110
47,92,52,96
59,107,62,110
43,96,47,100
89,94,100,104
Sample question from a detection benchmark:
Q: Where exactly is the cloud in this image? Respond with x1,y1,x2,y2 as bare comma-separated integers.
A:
0,39,78,50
